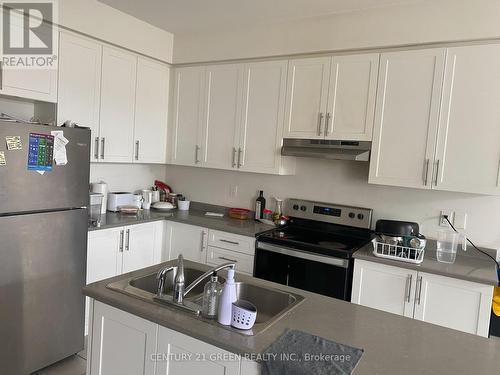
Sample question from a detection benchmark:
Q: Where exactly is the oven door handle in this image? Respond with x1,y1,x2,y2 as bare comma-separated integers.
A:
257,242,349,268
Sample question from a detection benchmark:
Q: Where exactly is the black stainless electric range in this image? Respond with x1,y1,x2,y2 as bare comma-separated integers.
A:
254,199,374,301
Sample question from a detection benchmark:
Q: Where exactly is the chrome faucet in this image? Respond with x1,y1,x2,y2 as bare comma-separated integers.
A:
156,254,235,305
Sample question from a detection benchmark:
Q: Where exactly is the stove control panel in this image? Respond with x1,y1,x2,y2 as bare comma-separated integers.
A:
285,199,372,229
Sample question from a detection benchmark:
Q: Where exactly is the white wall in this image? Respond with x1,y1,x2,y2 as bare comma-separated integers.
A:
173,0,500,63
165,160,500,252
59,0,174,63
90,163,167,193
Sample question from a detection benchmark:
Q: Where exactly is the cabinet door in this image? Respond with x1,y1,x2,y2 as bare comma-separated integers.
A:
326,54,379,141
90,301,157,375
171,66,206,166
238,60,287,174
0,11,57,102
57,32,102,162
201,64,243,169
434,44,500,195
156,326,240,375
369,49,445,189
165,222,207,263
283,57,330,139
413,272,493,337
99,46,137,162
122,223,158,274
351,260,417,318
87,228,123,284
134,58,169,164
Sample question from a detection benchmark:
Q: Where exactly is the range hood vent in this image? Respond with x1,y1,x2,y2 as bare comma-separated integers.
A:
281,138,371,161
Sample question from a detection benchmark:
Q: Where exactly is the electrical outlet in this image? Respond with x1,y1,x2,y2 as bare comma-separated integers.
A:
229,184,238,199
454,211,467,229
439,210,454,227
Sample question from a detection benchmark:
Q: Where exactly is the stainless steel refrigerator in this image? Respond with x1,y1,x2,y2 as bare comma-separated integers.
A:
0,121,90,374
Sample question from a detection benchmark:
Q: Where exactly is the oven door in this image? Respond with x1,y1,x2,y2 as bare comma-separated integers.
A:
254,242,353,300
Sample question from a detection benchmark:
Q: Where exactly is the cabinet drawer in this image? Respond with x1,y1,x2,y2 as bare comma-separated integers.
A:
206,246,254,275
208,230,255,255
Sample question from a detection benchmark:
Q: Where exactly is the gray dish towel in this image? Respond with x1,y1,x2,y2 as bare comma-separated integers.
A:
261,330,363,375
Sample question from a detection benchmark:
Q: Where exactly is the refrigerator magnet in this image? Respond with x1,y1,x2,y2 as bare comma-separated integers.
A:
0,151,6,165
5,136,22,151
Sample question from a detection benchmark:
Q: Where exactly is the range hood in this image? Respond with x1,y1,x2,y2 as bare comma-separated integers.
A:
281,138,371,161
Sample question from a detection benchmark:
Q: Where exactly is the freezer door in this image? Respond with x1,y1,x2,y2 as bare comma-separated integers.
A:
0,122,90,214
0,209,87,374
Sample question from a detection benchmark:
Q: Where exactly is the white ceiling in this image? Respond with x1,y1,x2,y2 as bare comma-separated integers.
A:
98,0,423,34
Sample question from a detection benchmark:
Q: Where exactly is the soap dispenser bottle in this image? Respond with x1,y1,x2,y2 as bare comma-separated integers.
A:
217,268,237,325
202,272,222,319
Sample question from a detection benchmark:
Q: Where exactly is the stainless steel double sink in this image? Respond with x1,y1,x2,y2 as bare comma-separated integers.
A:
107,265,305,336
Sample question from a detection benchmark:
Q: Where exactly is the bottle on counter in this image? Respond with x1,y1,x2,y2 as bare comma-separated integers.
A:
255,190,266,220
202,272,223,319
217,268,237,325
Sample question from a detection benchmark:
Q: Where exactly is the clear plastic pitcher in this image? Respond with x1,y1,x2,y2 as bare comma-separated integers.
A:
436,230,467,264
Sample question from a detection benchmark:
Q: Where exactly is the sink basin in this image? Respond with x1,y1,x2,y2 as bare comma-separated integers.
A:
106,265,304,335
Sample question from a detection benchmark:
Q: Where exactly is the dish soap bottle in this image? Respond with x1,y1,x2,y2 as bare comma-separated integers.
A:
202,272,222,319
255,190,266,220
217,268,237,325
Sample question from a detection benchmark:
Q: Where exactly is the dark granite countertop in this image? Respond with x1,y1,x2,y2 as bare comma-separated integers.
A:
84,259,500,375
88,202,274,238
354,240,499,286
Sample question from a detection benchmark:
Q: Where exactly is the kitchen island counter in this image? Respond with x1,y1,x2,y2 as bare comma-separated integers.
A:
83,259,500,375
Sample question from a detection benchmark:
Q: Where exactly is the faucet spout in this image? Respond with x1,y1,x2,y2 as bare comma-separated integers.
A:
183,262,236,298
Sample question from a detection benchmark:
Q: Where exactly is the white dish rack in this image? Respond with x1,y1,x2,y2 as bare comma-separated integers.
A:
372,239,425,264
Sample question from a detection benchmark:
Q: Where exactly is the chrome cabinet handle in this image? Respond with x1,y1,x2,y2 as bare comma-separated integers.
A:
135,141,140,161
100,138,105,159
232,147,237,168
218,256,238,263
317,113,324,136
220,239,239,245
423,159,430,186
200,231,206,252
195,145,200,164
237,148,242,168
119,230,124,252
405,274,413,303
324,112,331,136
434,160,440,186
94,137,99,160
125,229,130,251
416,276,423,305
0,61,3,90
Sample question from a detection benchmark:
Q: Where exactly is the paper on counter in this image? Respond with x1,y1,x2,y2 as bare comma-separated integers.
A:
51,130,69,166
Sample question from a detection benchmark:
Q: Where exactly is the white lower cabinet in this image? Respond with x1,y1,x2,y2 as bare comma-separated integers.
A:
89,302,157,375
156,326,240,375
85,221,163,335
351,260,493,337
164,221,208,262
88,301,243,375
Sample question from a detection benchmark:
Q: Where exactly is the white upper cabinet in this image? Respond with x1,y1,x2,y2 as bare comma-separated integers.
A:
171,66,206,166
57,32,102,161
284,57,331,139
134,58,169,164
200,64,243,169
369,48,445,189
0,11,57,102
237,60,294,174
434,44,500,195
326,54,379,141
99,46,137,162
